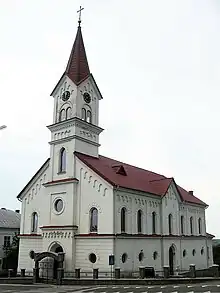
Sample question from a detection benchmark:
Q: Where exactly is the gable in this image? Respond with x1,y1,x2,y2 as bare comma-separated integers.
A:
17,159,50,200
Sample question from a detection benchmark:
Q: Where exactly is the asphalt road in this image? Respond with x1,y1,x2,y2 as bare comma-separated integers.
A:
1,282,220,293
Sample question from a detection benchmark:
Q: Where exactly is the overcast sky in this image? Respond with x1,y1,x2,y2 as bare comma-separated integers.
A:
0,0,219,237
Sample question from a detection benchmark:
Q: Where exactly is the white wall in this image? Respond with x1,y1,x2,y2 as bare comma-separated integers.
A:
75,158,114,234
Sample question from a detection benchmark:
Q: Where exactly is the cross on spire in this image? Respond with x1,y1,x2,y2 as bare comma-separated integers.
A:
77,6,84,26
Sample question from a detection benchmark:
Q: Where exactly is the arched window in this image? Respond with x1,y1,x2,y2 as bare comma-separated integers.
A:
181,215,184,235
152,212,156,234
82,108,86,120
59,148,66,173
87,110,92,123
168,213,173,235
31,212,38,233
121,207,126,233
137,210,142,233
90,207,98,232
190,216,194,235
198,218,202,234
66,107,71,119
59,109,66,122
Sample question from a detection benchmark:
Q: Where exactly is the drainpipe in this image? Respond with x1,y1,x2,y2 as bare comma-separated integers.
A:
159,201,164,268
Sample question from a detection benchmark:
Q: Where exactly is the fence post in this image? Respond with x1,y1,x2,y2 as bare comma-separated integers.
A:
212,264,219,277
189,264,196,278
163,266,170,278
75,268,81,279
115,267,120,279
8,269,13,278
33,268,39,283
139,266,145,279
21,269,26,277
57,268,64,285
93,268,99,279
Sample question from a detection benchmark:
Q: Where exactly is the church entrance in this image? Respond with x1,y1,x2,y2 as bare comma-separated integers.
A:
169,245,175,275
31,245,65,284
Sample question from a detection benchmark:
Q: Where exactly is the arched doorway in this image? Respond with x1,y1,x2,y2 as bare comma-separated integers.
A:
49,243,64,278
32,250,65,283
169,245,175,275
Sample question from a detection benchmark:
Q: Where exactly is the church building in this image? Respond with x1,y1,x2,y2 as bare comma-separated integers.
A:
17,16,214,276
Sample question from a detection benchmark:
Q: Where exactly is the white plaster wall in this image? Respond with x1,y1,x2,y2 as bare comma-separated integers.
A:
75,237,114,271
18,237,42,272
115,238,162,272
114,190,160,235
75,158,114,234
162,184,180,235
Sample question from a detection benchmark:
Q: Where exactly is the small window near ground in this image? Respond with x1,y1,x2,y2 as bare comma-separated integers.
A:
89,253,97,263
183,249,186,257
201,248,204,255
192,249,196,256
153,251,158,260
122,253,128,263
138,251,144,262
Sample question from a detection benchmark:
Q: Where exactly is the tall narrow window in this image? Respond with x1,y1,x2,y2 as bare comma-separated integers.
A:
137,210,142,233
198,218,202,234
181,215,184,235
59,148,66,173
190,216,194,235
66,107,71,119
168,213,173,235
59,109,66,122
90,208,98,232
121,207,126,233
152,212,156,234
31,212,38,233
87,110,92,123
82,108,86,120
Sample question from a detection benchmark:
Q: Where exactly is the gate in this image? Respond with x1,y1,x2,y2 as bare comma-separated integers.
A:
39,259,57,284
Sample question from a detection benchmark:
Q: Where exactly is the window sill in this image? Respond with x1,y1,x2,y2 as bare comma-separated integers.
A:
57,171,66,175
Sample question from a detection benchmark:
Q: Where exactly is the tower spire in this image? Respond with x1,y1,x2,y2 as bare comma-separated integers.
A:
65,6,90,85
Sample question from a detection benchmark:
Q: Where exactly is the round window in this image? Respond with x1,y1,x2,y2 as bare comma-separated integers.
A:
201,248,204,255
122,253,128,263
192,249,196,256
54,199,63,213
89,253,97,263
153,251,158,260
138,252,144,262
183,249,186,257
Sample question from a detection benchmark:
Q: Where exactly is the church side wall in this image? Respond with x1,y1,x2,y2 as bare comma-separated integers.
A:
115,238,162,273
75,237,114,271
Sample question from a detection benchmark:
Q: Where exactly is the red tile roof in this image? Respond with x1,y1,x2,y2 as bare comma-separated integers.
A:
65,24,90,85
75,152,207,206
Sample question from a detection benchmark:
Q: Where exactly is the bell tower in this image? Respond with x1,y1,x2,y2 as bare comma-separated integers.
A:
47,8,103,181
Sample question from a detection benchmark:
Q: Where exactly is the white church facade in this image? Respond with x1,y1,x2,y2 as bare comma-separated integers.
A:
17,19,214,276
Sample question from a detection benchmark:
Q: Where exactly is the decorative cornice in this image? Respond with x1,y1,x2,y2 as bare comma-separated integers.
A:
19,234,43,239
40,225,78,230
47,117,104,134
49,134,101,146
43,177,79,187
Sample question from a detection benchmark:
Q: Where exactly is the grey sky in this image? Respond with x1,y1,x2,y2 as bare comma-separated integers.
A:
0,0,219,237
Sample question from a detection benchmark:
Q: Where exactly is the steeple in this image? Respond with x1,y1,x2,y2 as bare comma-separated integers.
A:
65,23,90,85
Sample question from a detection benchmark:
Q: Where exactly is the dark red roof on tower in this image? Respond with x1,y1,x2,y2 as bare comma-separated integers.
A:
65,24,90,84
